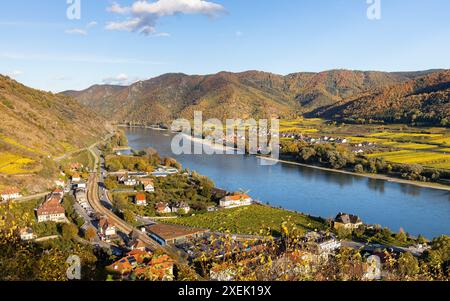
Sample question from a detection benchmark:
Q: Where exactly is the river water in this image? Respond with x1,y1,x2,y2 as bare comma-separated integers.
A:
125,127,450,238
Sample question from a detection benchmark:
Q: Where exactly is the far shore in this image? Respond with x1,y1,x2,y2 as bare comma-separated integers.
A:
119,124,450,192
258,156,450,192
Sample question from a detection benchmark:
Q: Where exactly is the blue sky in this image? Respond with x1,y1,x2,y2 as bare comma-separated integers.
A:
0,0,449,92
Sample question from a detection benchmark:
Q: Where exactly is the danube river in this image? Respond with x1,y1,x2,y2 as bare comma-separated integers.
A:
125,127,450,238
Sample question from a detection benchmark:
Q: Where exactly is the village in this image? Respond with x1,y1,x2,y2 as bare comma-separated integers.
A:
280,132,378,154
0,136,436,281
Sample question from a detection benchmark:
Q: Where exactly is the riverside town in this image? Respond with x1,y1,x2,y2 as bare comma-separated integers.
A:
0,0,448,297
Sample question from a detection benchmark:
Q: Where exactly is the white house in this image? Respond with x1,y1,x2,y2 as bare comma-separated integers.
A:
220,194,253,209
141,178,155,193
124,178,137,186
20,227,35,241
135,193,147,206
71,173,81,183
171,202,191,214
155,202,172,214
1,187,22,201
98,218,117,241
37,195,66,223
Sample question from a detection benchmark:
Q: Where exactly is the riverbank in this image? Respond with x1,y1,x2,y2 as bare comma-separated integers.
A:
258,156,450,192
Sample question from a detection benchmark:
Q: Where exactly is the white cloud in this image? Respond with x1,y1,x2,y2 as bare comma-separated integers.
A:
65,28,88,35
106,0,225,35
6,70,24,77
65,21,98,36
236,31,243,37
87,21,98,28
103,73,129,85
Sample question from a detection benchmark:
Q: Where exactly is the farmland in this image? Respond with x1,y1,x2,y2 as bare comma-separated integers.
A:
279,118,450,170
164,204,327,236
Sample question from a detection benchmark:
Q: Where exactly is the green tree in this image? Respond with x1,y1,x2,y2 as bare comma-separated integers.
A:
397,252,419,277
61,224,79,240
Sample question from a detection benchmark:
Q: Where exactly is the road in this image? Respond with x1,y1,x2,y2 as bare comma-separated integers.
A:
86,145,190,267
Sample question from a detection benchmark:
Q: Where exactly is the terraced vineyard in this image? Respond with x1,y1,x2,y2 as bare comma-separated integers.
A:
165,204,326,236
0,152,39,174
368,151,450,169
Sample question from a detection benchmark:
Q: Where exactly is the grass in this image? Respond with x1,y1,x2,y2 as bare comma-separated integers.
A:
164,204,327,236
60,149,95,171
0,152,37,174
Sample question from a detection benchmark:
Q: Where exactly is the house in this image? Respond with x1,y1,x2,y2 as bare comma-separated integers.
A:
140,178,155,192
107,250,174,281
71,173,81,182
220,194,253,209
37,195,66,223
134,254,175,281
171,202,191,214
1,187,22,201
124,178,138,186
75,190,88,207
145,223,208,246
304,232,341,255
73,182,86,189
51,188,64,198
135,193,147,206
155,202,171,214
107,249,152,275
334,212,363,230
129,238,148,251
98,217,117,242
19,227,35,241
69,162,83,171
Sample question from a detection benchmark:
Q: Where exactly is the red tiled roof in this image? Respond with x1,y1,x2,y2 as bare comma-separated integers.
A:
140,178,154,186
225,194,251,201
37,197,65,216
136,193,146,202
1,187,21,195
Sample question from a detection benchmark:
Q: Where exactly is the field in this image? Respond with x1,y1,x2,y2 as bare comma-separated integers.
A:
368,150,450,168
0,152,38,174
164,204,326,236
279,118,450,170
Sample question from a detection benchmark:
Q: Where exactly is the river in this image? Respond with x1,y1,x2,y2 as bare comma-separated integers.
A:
125,127,450,238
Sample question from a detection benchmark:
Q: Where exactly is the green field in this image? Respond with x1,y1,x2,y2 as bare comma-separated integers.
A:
164,204,326,236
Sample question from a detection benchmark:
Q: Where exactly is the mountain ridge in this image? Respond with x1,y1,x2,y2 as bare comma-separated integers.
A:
63,69,447,125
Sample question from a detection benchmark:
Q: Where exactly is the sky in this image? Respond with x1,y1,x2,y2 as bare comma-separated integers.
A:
0,0,449,92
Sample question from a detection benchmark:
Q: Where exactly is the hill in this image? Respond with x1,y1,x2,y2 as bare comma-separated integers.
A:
315,70,450,126
65,69,442,125
0,75,109,192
